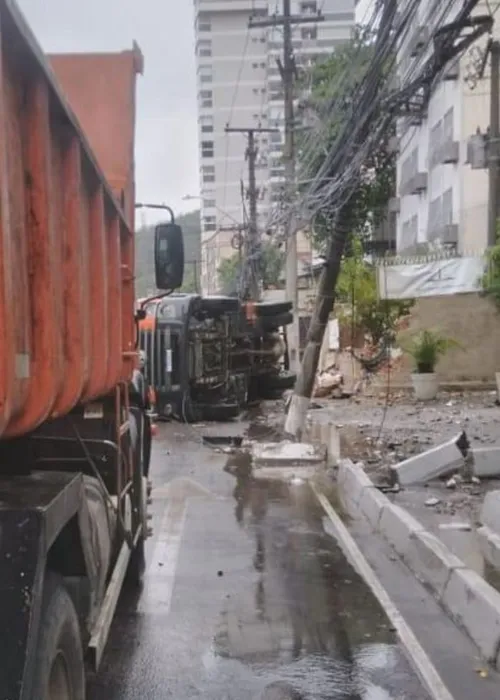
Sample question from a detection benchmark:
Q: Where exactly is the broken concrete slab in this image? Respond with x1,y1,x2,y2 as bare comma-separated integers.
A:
472,446,500,478
480,490,500,534
390,431,469,486
442,567,500,666
405,530,465,598
477,525,500,571
252,441,327,468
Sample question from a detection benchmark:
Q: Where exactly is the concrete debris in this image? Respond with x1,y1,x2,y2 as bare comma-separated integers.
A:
252,441,326,467
446,476,458,489
390,431,469,486
313,367,343,398
439,522,472,532
480,490,500,535
425,497,441,507
470,446,500,478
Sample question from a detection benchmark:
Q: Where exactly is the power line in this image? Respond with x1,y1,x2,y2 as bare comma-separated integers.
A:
222,28,251,221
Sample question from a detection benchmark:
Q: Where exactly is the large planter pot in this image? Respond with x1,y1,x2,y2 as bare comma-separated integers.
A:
411,372,438,401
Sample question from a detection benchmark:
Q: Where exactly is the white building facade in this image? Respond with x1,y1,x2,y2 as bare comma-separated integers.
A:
194,0,355,293
395,0,495,254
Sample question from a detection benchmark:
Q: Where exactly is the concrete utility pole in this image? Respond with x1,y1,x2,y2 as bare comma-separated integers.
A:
225,126,278,300
249,2,324,373
489,40,500,247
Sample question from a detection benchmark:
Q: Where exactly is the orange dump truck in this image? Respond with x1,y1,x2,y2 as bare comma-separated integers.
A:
0,1,183,697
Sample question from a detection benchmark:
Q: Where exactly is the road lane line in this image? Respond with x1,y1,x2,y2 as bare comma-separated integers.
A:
139,497,188,614
312,483,455,700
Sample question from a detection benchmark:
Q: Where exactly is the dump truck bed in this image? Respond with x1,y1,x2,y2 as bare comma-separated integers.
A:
0,0,141,439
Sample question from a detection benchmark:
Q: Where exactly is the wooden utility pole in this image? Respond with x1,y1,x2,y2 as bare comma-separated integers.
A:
225,126,278,299
489,40,500,247
250,3,324,373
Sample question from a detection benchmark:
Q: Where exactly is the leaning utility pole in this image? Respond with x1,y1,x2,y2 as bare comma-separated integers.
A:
489,40,500,247
250,2,324,373
225,126,278,299
284,0,396,439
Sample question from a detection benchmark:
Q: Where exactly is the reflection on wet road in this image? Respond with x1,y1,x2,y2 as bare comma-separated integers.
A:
88,422,429,700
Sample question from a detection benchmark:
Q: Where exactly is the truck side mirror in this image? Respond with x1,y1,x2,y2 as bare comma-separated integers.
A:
154,222,184,290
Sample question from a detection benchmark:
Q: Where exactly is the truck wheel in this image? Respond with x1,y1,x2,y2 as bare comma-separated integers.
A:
31,573,85,700
260,311,294,331
255,301,293,317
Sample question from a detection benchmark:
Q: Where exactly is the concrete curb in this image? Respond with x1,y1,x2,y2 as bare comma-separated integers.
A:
337,459,500,668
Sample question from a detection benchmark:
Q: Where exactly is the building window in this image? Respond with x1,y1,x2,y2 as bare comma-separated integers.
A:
198,15,211,32
204,198,216,209
204,216,216,231
270,131,282,144
200,114,214,133
199,89,212,109
201,140,214,158
300,1,317,12
198,40,212,57
301,26,317,40
202,166,215,183
199,65,213,83
252,8,268,17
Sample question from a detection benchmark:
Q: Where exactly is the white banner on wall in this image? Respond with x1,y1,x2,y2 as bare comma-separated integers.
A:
376,256,486,300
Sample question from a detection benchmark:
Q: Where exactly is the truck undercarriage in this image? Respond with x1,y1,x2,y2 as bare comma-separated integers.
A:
139,295,297,422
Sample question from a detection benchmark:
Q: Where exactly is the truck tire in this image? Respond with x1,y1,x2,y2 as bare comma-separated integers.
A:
267,370,297,390
260,311,294,331
31,573,85,700
201,296,240,315
255,301,293,317
201,402,240,422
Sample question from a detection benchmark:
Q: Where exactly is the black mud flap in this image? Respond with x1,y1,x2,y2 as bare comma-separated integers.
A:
0,472,87,700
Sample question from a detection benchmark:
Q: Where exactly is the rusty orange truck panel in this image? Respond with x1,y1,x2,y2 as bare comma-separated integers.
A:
0,0,141,438
49,45,143,230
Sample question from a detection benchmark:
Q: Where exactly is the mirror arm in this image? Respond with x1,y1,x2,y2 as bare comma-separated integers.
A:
135,202,175,224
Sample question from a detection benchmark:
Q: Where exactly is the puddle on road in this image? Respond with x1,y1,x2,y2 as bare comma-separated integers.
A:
213,464,429,700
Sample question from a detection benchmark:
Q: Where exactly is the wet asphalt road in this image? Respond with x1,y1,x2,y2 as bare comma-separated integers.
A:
87,420,430,700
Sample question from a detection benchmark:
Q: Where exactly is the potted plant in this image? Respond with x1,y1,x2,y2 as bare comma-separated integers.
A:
403,330,460,400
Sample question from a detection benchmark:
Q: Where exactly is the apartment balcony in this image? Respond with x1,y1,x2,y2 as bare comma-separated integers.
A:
430,140,459,168
399,171,427,197
443,59,459,81
428,223,458,245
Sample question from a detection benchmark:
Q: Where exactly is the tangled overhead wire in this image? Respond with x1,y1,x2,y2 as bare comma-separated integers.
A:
262,0,492,244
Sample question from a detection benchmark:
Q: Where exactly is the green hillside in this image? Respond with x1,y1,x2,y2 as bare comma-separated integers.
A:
135,209,201,298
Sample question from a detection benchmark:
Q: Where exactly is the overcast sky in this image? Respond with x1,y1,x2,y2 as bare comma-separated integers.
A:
18,0,200,225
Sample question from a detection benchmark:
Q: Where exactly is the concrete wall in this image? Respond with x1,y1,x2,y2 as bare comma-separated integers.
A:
391,293,500,384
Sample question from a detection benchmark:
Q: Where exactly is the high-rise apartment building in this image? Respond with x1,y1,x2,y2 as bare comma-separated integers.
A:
194,0,355,293
394,0,496,254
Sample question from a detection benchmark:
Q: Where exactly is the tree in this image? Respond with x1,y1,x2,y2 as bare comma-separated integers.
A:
180,264,198,294
217,241,285,296
297,28,396,252
336,235,414,344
